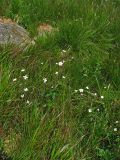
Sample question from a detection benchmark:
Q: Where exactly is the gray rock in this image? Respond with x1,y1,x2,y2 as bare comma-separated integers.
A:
0,19,31,48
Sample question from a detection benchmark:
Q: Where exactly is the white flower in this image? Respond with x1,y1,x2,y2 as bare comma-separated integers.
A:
86,86,89,90
88,109,92,113
58,61,63,66
62,76,66,79
26,100,30,104
74,90,78,93
115,121,119,124
21,94,24,98
94,93,97,96
101,96,104,99
43,78,47,83
13,78,17,82
79,89,84,93
41,62,43,65
24,88,28,92
114,128,117,132
97,108,100,111
62,50,67,53
23,75,28,80
55,71,58,75
21,69,25,72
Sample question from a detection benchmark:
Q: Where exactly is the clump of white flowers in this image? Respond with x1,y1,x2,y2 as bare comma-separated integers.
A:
12,68,31,101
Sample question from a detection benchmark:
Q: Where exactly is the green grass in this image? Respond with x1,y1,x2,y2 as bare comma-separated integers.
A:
0,0,120,160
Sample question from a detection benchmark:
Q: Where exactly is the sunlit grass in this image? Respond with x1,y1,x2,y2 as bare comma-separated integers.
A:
0,0,120,160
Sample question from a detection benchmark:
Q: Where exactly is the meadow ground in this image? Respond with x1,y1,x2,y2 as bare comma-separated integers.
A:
0,0,120,160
